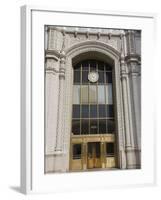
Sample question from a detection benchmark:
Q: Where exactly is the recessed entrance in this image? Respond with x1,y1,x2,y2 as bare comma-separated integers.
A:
70,59,117,171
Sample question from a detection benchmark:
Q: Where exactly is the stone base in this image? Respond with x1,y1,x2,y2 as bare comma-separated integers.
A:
125,148,141,169
45,153,68,173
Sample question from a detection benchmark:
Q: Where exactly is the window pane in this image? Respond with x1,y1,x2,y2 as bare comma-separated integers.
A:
90,105,97,118
90,60,97,71
106,105,114,117
106,72,112,83
72,105,80,118
98,61,104,71
107,119,115,133
81,119,89,134
98,85,105,104
106,143,114,157
82,71,88,84
74,71,80,83
89,85,97,104
99,105,106,118
99,119,106,134
105,64,112,71
74,63,81,70
106,84,113,104
82,61,89,71
81,85,88,104
72,120,80,135
73,144,81,159
90,119,98,134
73,85,80,104
81,105,89,118
98,72,105,83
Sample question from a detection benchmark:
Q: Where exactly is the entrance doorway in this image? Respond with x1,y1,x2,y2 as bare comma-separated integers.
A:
70,59,117,171
87,142,101,169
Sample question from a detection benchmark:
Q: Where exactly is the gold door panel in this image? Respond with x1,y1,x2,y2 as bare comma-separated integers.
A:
87,142,101,169
70,134,116,171
87,158,101,169
71,159,82,170
106,157,116,168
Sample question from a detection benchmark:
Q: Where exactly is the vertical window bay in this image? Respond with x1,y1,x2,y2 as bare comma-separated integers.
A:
72,60,115,135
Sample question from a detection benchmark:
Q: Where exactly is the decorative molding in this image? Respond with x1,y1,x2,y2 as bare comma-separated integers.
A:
66,40,121,59
59,57,66,78
45,49,60,60
125,53,141,64
46,67,59,74
48,26,125,37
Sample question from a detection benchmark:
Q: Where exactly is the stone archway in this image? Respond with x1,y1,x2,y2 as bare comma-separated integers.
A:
62,41,127,171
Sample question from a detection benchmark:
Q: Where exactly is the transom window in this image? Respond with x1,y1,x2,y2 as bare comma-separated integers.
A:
72,59,115,135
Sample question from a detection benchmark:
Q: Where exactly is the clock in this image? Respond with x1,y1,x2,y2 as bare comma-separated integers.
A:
88,71,99,83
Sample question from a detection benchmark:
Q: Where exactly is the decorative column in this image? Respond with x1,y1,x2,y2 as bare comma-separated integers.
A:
128,61,141,148
55,55,66,153
120,61,132,148
125,30,141,168
45,53,61,173
121,61,137,168
120,33,137,168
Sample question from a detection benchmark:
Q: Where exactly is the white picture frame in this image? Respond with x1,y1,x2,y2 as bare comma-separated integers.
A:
21,5,156,194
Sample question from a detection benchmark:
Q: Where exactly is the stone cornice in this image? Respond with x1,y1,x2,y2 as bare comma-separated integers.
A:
46,67,59,74
47,26,125,38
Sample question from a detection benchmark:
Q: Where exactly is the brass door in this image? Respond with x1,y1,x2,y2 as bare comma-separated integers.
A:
87,142,101,169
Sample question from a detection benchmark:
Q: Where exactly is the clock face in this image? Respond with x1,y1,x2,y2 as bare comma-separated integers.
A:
88,71,99,83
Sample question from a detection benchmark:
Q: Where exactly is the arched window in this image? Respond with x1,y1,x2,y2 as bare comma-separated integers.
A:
72,59,115,135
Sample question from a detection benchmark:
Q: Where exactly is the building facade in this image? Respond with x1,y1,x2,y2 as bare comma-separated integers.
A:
45,26,141,173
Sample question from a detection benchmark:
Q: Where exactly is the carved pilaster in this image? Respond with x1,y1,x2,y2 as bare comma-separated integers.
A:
128,61,141,151
121,65,137,168
45,58,60,158
55,56,66,153
120,29,141,167
120,63,132,148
